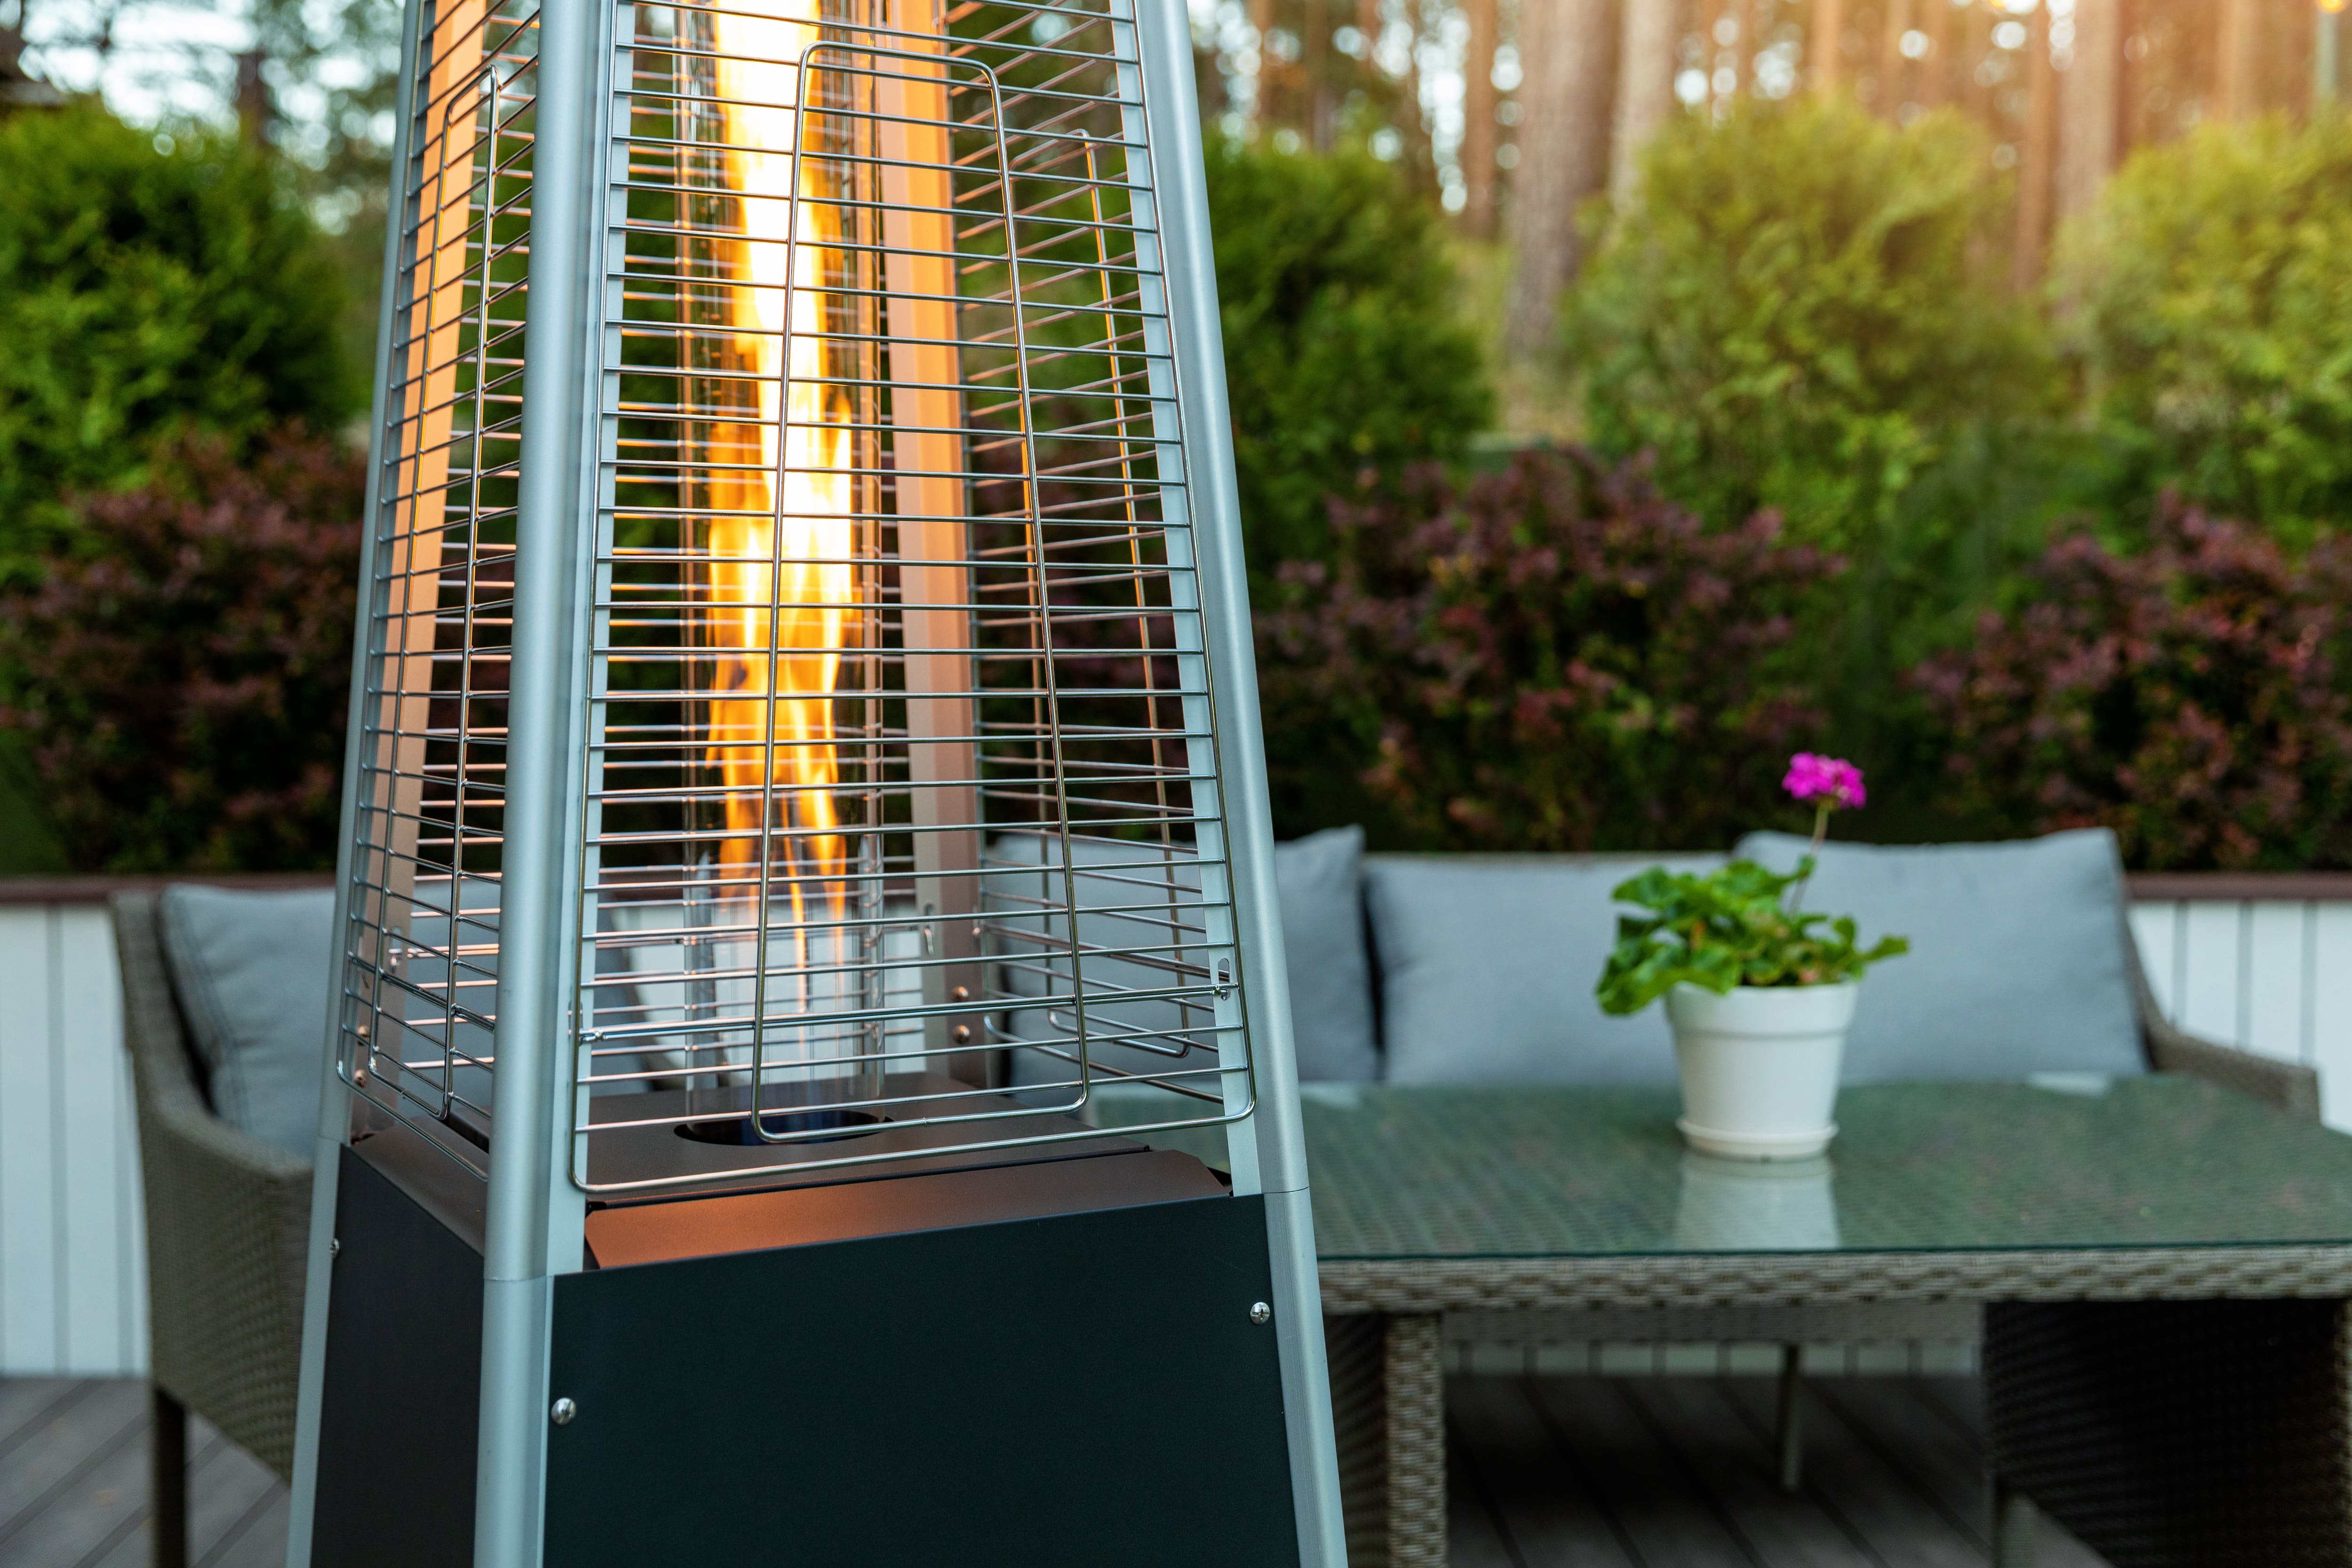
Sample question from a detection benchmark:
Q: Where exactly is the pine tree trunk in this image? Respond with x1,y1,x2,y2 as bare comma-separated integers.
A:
1508,0,1618,349
1876,0,1913,117
2012,5,2055,287
1464,0,1500,234
1963,0,1991,119
1919,0,1951,106
1612,0,1679,204
1251,0,1280,124
2056,0,2120,221
2216,0,2259,120
1307,0,1334,146
1813,0,1847,94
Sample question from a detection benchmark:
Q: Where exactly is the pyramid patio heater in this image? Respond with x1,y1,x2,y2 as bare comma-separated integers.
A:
282,0,1343,1562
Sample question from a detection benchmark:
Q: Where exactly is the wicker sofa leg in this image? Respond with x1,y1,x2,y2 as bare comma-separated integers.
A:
1985,1299,2352,1567
1384,1314,1446,1568
152,1382,188,1568
1323,1313,1447,1568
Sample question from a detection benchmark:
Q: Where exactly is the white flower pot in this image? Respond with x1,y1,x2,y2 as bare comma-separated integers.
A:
1665,981,1859,1160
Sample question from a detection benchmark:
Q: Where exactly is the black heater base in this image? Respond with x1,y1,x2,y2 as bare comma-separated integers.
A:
311,1140,1303,1568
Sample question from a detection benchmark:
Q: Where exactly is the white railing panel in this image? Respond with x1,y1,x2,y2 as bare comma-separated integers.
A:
0,903,146,1377
3,877,2350,1375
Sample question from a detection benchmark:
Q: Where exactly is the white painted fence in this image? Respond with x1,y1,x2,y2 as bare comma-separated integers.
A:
5,873,2351,1378
0,900,146,1377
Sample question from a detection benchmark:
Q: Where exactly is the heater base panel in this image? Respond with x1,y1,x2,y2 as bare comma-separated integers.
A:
312,1143,485,1568
545,1190,1303,1568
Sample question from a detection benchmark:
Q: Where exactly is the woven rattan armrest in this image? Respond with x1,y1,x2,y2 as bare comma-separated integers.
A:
2124,921,2320,1120
112,891,313,1481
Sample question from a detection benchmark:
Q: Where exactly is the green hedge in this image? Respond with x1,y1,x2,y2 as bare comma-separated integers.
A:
2053,113,2352,547
1206,139,1491,583
0,106,352,578
1565,99,2055,562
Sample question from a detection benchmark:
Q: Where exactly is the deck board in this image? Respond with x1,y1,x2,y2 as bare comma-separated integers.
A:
0,1381,287,1568
1456,1376,2116,1568
4,1375,2114,1568
1450,1377,1637,1567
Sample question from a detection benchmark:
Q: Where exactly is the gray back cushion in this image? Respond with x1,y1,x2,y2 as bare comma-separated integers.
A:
1366,855,1724,1086
1271,826,1378,1083
1731,829,2146,1081
159,885,336,1159
990,832,1215,1093
991,827,1380,1089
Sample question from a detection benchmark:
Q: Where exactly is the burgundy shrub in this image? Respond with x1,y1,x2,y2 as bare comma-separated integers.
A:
0,431,363,871
1912,498,2352,870
1257,449,1843,852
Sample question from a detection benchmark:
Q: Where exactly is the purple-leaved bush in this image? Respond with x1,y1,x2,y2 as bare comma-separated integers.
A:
1257,449,1843,852
1912,497,2352,870
0,431,362,871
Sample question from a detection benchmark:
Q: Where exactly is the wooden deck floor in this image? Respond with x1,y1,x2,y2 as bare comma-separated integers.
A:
5,1374,2104,1568
1450,1375,2112,1567
0,1379,285,1568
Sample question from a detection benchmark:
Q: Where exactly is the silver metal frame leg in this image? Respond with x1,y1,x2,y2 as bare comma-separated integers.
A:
1775,1344,1804,1492
1990,1472,2039,1568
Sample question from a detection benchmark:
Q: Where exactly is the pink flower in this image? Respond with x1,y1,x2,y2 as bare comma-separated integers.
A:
1784,752,1866,809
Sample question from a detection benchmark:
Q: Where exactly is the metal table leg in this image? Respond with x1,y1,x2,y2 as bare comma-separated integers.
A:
1990,1473,2038,1568
1775,1344,1805,1493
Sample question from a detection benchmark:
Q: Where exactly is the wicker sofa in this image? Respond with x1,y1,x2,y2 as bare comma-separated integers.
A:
113,891,313,1567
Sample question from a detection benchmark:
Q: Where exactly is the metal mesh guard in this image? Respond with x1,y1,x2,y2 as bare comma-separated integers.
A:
342,0,1259,1191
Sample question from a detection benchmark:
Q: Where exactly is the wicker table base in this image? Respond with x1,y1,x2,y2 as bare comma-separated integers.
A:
1323,1250,2352,1568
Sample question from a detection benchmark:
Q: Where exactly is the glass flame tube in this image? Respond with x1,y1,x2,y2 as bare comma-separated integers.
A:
700,0,863,1096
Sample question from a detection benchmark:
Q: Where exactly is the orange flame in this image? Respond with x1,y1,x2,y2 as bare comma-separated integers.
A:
705,0,856,927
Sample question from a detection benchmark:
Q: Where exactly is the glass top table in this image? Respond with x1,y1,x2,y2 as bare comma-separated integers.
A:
1129,1074,2352,1259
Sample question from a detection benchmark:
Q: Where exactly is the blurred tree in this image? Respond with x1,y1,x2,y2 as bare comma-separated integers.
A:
0,103,350,577
0,430,361,872
1564,99,2054,561
1506,0,1615,348
1206,137,1491,580
2052,114,2352,545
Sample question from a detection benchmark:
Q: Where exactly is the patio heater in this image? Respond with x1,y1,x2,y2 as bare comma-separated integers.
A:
283,0,1343,1562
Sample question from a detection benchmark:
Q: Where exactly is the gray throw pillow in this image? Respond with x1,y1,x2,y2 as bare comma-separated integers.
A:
1271,826,1378,1083
1366,855,1724,1086
159,885,337,1159
1731,829,2146,1082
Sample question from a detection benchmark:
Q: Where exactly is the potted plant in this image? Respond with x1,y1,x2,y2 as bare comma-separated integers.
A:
1595,754,1907,1159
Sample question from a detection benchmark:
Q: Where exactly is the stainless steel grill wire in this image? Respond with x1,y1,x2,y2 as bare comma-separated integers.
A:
336,0,1262,1191
340,0,542,1180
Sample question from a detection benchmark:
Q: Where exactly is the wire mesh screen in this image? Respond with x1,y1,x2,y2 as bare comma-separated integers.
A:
574,0,1255,1190
340,0,541,1176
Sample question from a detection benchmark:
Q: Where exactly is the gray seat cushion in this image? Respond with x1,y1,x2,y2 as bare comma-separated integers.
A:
1366,854,1724,1086
1731,829,2146,1082
1271,826,1379,1083
158,885,337,1159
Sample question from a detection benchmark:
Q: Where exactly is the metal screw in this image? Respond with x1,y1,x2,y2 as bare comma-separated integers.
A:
951,985,970,1003
1249,1301,1272,1325
952,1024,971,1044
352,1066,369,1089
1215,960,1233,1000
329,1238,341,1258
550,1398,577,1426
